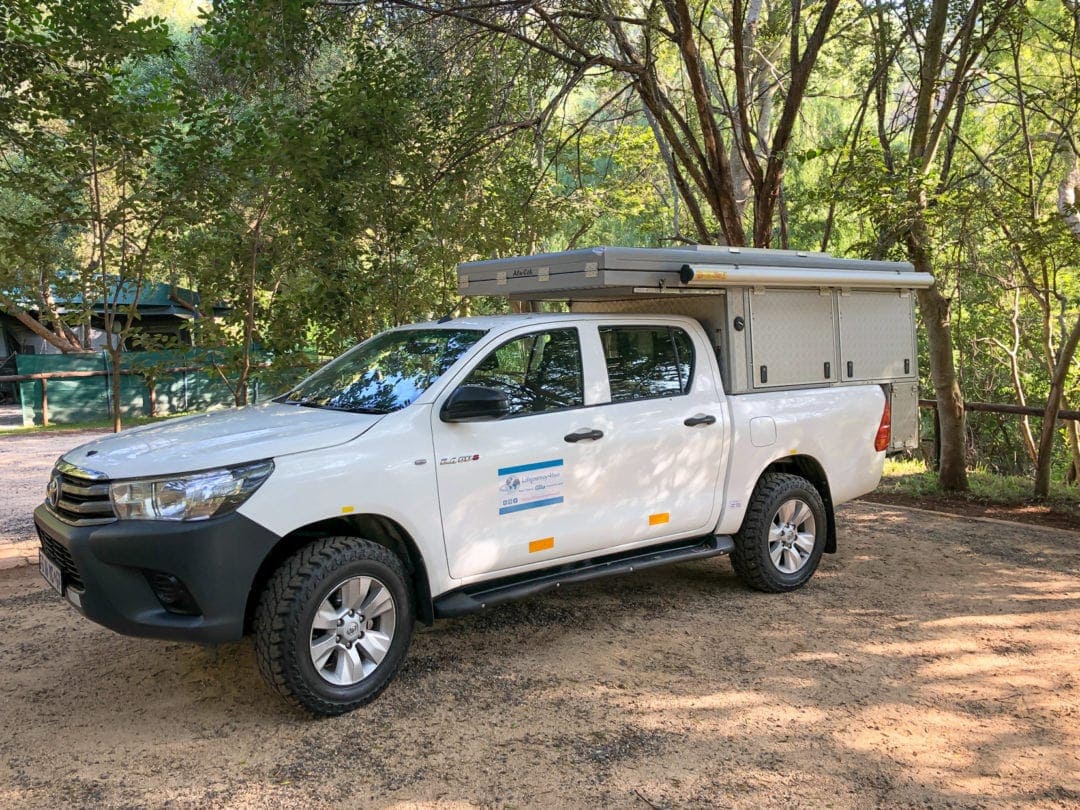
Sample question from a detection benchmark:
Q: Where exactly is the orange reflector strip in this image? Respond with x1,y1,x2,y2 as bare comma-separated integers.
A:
341,506,355,514
529,537,555,553
649,512,670,526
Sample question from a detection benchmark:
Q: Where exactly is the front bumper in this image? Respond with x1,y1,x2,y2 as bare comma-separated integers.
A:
34,504,281,644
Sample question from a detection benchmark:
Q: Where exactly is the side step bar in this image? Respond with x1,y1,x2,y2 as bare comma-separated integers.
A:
433,534,735,619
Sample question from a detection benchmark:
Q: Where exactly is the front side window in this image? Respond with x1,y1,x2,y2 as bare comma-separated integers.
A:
282,328,486,413
600,326,695,402
461,328,584,416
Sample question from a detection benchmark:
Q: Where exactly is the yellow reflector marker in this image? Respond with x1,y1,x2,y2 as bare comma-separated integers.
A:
649,512,670,526
529,537,555,553
341,506,355,514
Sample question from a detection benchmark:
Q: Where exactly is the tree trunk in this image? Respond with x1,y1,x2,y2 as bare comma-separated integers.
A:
0,293,84,353
1034,312,1080,498
1065,420,1080,484
237,201,271,407
916,283,968,490
907,203,968,490
236,260,255,406
108,345,123,433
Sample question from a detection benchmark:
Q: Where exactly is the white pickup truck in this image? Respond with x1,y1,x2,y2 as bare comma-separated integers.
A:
35,309,894,715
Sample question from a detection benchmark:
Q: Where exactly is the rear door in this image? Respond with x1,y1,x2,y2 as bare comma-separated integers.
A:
583,322,727,544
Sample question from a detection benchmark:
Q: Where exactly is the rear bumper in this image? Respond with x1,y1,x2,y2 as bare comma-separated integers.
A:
33,504,280,644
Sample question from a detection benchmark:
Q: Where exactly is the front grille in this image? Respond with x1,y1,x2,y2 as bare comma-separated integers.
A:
38,528,85,591
48,462,115,525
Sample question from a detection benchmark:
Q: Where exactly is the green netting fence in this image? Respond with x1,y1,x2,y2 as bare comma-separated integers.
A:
11,350,308,427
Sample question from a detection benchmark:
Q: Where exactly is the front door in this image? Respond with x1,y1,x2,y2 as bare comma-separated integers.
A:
432,326,611,579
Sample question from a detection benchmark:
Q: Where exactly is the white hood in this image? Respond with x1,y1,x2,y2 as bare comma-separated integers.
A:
62,402,383,479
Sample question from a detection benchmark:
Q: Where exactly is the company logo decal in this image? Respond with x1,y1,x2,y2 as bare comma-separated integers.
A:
497,458,565,515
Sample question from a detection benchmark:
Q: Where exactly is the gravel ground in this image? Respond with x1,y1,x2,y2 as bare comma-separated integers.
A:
0,496,1077,808
0,428,109,546
0,405,23,429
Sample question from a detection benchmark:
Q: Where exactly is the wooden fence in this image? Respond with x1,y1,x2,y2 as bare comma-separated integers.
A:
919,398,1080,464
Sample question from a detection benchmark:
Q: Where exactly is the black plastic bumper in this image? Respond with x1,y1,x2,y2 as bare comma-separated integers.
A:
33,504,281,644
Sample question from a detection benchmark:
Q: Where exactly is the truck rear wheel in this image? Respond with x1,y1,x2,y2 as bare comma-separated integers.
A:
731,473,826,593
254,537,414,716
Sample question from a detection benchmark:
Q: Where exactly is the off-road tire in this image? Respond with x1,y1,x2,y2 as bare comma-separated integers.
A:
731,473,827,593
255,537,414,716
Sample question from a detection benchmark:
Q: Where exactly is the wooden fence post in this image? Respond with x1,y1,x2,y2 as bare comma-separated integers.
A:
40,377,48,427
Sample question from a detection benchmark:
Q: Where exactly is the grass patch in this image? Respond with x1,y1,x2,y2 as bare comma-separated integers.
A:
880,457,1080,510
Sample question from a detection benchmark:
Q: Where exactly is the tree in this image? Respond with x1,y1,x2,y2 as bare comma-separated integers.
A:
841,0,1022,490
365,0,843,247
1,0,212,429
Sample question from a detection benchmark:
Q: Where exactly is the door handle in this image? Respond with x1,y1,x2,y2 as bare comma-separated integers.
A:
684,414,717,427
564,428,604,443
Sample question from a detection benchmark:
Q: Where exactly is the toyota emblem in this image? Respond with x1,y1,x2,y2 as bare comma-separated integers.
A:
46,474,61,508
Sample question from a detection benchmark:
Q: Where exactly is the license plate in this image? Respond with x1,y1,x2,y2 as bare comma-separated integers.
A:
40,552,63,595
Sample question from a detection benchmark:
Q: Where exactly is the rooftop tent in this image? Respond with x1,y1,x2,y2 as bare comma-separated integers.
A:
457,245,929,299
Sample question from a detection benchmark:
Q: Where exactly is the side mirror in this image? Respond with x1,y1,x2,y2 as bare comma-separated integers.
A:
441,385,510,422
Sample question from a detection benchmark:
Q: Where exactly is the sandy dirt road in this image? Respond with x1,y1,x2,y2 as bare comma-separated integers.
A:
0,501,1077,808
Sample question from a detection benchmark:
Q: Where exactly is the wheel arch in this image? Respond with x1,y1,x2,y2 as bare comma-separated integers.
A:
759,455,837,553
245,513,434,632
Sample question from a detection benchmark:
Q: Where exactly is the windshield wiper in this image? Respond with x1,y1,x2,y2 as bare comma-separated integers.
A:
282,397,388,414
284,397,325,408
327,405,389,415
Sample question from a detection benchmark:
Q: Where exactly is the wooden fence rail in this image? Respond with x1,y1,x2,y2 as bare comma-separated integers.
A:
918,398,1080,465
918,398,1080,421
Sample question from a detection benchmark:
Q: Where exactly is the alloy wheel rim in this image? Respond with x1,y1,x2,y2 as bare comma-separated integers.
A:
309,575,397,686
768,498,816,574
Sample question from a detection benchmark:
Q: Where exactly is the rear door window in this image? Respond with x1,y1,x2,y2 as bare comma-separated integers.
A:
599,326,694,402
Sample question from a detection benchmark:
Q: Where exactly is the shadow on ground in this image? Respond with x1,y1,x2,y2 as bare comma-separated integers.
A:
0,502,1077,808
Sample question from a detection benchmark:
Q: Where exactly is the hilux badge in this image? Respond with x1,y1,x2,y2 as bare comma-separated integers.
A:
439,454,480,466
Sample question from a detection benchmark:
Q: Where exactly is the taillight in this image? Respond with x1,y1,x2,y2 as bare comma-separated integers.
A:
874,397,892,452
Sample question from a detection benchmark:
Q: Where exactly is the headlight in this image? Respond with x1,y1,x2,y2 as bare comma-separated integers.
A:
110,460,274,521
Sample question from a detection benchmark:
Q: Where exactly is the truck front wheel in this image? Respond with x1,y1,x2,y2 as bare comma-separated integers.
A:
731,473,827,593
254,537,414,716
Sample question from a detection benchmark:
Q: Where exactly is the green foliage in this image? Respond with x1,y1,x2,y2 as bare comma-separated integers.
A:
2,0,1079,489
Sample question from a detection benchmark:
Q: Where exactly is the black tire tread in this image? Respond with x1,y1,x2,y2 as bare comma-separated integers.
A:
731,472,826,594
254,536,412,716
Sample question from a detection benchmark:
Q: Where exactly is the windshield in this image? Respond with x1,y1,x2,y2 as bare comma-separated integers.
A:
281,328,486,414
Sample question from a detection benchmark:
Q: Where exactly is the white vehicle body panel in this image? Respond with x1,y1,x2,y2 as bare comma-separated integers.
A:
59,312,890,603
63,403,383,479
715,387,885,535
234,405,457,595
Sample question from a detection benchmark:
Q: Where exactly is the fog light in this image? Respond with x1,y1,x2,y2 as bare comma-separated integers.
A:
144,571,201,616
